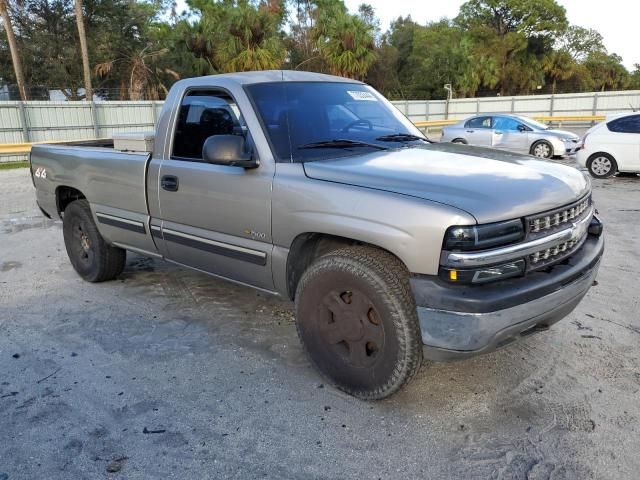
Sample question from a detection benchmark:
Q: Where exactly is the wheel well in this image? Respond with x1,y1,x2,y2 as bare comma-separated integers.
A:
285,233,402,300
452,138,467,144
56,186,86,216
587,152,615,162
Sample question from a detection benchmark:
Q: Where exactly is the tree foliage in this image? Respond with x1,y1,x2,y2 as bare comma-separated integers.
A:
0,0,636,100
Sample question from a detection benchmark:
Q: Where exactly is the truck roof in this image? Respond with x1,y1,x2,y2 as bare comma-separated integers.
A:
173,70,362,89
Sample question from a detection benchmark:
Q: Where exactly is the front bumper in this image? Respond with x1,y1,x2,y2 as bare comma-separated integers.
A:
564,140,581,156
411,232,604,360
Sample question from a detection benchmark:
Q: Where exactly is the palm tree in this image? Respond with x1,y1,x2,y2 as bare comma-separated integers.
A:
455,38,499,97
74,0,93,100
543,50,575,94
584,52,629,92
216,2,286,72
317,12,376,80
0,0,27,100
95,46,179,100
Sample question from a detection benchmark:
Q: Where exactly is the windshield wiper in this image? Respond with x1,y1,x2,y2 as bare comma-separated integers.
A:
376,133,430,143
298,139,388,150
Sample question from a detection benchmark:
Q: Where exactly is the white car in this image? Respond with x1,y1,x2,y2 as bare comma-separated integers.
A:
577,112,640,178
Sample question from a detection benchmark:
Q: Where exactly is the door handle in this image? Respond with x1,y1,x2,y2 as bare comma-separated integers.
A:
161,175,179,192
466,130,475,133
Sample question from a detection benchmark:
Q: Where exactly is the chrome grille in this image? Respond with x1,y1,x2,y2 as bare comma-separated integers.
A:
528,195,591,235
529,238,583,268
524,194,593,270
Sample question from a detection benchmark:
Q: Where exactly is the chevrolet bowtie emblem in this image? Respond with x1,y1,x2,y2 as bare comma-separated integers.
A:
570,215,590,241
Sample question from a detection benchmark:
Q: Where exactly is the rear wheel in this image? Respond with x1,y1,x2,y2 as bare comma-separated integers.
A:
587,153,617,178
530,140,553,158
295,246,423,400
452,138,467,144
62,200,126,282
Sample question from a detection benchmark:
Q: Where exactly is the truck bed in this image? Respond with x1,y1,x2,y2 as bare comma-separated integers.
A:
30,141,152,220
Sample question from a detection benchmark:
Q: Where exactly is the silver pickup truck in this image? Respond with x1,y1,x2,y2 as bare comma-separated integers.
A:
31,71,604,399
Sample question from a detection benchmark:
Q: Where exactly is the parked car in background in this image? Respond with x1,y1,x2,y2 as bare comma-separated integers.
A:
441,114,581,158
577,112,640,178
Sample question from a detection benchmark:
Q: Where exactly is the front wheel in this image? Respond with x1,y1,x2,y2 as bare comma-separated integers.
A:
295,246,423,400
587,153,618,178
62,199,126,282
530,140,553,158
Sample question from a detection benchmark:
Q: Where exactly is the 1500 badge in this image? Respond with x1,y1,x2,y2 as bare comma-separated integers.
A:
33,167,47,179
244,229,266,240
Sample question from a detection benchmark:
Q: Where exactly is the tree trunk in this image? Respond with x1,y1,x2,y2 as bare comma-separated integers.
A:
0,0,28,100
500,57,507,96
75,0,93,101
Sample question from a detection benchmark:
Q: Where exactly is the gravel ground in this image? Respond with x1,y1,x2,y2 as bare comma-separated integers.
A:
1,164,639,480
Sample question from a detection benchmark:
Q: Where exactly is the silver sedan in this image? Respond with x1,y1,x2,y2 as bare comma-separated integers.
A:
441,114,580,158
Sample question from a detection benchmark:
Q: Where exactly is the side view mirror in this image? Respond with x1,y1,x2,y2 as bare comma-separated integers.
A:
517,124,527,132
202,135,259,169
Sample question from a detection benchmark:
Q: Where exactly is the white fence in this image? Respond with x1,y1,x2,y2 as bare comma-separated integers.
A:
392,90,640,124
0,101,163,163
2,90,640,163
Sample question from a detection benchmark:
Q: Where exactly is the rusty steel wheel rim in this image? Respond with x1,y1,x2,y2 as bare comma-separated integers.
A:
71,219,93,267
317,289,385,368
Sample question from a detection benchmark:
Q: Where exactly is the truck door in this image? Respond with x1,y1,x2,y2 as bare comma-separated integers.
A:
156,89,275,290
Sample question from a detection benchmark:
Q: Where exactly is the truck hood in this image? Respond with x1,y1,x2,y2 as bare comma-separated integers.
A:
302,143,590,224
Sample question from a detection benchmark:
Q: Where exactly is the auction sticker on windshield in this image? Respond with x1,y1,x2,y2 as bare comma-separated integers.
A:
347,91,377,101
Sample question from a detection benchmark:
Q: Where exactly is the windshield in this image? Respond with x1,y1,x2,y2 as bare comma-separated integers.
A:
245,82,427,162
518,116,550,131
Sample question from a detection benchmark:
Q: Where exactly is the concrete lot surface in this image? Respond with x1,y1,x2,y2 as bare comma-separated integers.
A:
1,165,639,479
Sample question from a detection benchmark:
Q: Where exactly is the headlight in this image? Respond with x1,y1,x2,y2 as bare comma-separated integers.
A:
440,260,525,284
443,219,524,251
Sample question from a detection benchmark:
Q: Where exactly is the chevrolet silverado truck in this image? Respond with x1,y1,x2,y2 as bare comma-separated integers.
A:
30,71,604,399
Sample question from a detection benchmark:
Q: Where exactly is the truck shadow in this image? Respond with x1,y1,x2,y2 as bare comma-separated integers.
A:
118,253,306,368
119,251,596,418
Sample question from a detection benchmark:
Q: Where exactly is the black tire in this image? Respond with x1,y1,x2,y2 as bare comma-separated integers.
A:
586,153,618,178
452,138,467,144
62,199,126,282
530,140,553,158
295,246,423,400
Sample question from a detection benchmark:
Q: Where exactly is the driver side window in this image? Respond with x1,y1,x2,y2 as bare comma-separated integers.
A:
493,116,521,131
172,90,243,161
